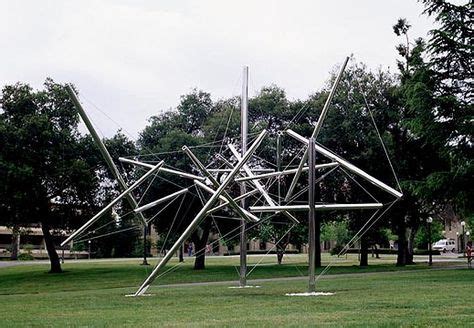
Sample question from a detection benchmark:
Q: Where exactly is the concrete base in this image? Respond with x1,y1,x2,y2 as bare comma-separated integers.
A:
285,291,334,297
125,293,153,297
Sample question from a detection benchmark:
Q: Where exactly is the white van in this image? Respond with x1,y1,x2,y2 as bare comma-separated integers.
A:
432,239,456,253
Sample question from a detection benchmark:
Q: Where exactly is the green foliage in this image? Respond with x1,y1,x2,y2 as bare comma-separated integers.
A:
71,242,85,253
414,219,444,249
321,219,350,248
17,253,34,261
131,238,152,258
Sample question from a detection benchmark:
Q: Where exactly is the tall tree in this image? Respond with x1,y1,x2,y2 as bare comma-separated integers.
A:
392,0,473,262
0,80,98,272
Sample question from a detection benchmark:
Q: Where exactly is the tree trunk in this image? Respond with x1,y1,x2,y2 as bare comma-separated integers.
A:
10,226,20,260
396,219,407,266
179,245,184,262
41,222,62,273
192,219,211,270
406,227,416,265
360,236,369,267
276,243,286,265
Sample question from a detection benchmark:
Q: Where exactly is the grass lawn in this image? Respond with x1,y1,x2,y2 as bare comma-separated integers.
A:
0,254,472,327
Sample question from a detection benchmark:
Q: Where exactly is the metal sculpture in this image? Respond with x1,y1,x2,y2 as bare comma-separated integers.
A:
61,57,403,296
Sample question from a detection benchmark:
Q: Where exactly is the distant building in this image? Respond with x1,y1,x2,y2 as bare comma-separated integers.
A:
0,225,87,259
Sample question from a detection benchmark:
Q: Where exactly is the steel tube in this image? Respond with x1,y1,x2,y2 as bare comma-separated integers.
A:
239,66,249,288
119,157,205,181
286,129,403,199
207,168,275,173
234,163,338,182
207,189,259,215
284,57,350,201
228,145,299,224
134,188,188,213
66,86,148,229
194,180,259,223
133,129,267,296
308,137,316,292
249,203,384,212
61,161,164,246
182,147,259,223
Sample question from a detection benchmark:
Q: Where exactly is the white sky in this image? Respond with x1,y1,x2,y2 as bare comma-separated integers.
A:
0,0,436,139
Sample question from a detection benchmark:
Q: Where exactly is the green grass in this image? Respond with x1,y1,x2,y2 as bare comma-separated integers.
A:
0,255,472,327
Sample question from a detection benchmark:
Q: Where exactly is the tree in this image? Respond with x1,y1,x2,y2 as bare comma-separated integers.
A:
419,0,473,219
0,80,99,272
391,0,473,264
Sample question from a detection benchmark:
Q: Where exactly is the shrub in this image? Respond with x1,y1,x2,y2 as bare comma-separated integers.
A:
18,253,34,261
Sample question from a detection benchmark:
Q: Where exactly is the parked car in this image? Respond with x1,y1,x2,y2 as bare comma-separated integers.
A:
432,239,456,253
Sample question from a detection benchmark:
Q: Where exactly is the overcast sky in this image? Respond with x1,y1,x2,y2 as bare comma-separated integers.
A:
1,0,437,139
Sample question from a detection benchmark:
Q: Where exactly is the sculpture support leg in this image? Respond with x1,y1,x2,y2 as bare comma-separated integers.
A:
308,138,316,293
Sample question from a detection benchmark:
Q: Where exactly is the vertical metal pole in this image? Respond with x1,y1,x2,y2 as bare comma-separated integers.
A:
276,133,282,205
308,137,316,293
240,66,249,287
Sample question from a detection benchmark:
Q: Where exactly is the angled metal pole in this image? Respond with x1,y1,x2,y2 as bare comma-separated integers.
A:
193,180,259,223
182,146,259,222
249,203,384,212
134,188,189,213
133,130,267,296
207,189,260,215
118,157,205,181
240,66,249,288
66,85,152,265
66,86,146,223
285,129,403,199
228,145,299,224
285,57,350,201
234,162,338,182
61,161,164,246
308,137,316,292
207,168,274,173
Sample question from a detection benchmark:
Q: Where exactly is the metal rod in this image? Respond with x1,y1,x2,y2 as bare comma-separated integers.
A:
61,161,164,246
66,85,147,227
240,65,249,288
276,133,282,205
234,163,338,182
133,129,267,296
249,203,384,212
193,180,259,223
182,147,259,223
284,57,350,202
308,137,316,292
134,188,188,213
207,189,260,215
286,129,403,199
119,157,205,181
207,168,274,173
228,144,299,224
